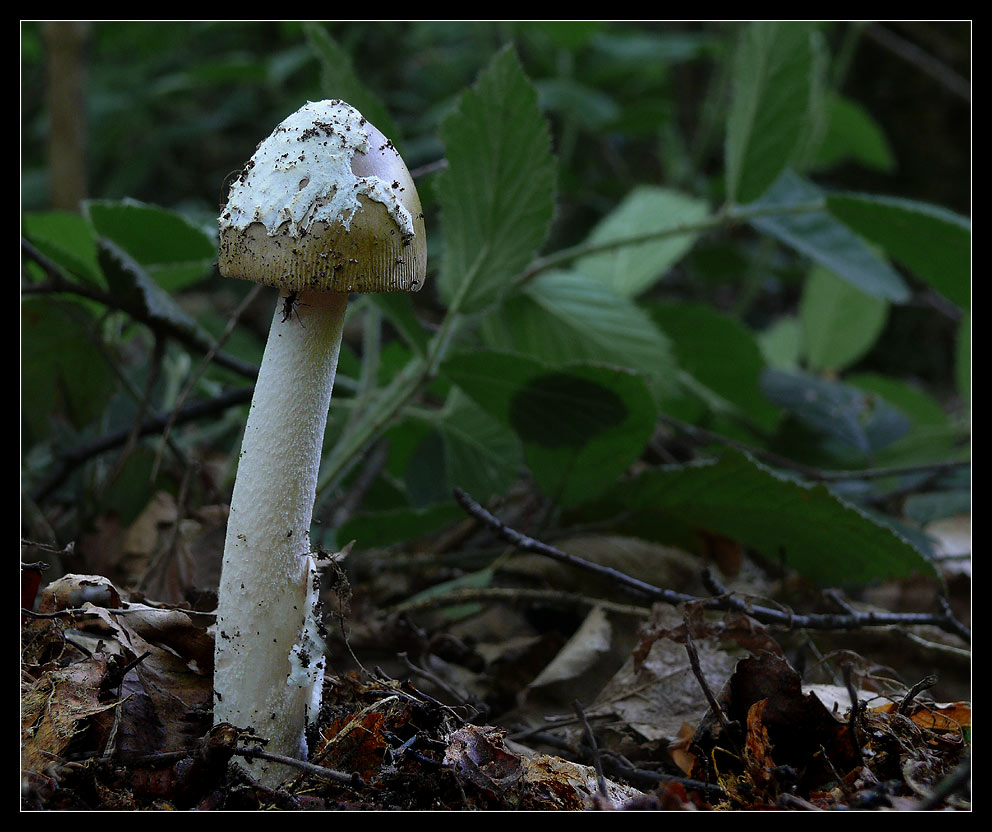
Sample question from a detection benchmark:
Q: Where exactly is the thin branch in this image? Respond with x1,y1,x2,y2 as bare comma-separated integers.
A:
29,386,253,503
683,610,738,748
231,746,360,786
389,586,651,619
453,488,971,644
572,699,609,801
865,23,970,102
898,673,939,716
22,237,259,381
152,282,264,480
515,200,826,287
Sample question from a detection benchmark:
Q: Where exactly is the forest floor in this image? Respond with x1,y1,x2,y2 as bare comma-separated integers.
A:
20,491,971,811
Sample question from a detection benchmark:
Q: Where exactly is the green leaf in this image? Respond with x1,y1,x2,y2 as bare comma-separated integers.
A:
84,199,216,291
725,22,817,205
482,270,679,401
338,504,464,549
442,350,657,507
761,368,910,455
574,186,710,297
22,211,103,287
96,238,218,353
800,265,889,372
400,566,496,619
436,45,556,313
825,193,971,311
536,78,620,130
758,316,802,370
21,298,117,440
648,301,781,432
812,94,895,173
846,373,960,467
614,449,936,585
956,315,970,407
535,21,604,50
431,389,524,504
369,293,430,357
748,172,911,302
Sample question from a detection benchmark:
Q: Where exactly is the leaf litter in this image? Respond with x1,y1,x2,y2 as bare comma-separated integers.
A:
21,501,970,811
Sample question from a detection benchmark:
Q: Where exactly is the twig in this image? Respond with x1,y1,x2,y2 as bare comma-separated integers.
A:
20,539,76,558
898,674,939,716
598,754,727,800
453,488,971,643
818,744,855,802
572,700,609,801
153,282,264,480
842,662,864,766
324,440,391,530
103,650,152,759
30,387,253,503
389,586,651,619
864,23,971,102
22,237,259,381
399,652,470,707
231,746,359,786
683,610,737,750
453,488,698,604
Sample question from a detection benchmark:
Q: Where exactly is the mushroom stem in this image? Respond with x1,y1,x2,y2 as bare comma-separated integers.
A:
214,288,347,785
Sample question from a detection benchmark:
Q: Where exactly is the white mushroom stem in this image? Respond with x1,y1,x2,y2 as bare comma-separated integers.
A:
214,288,347,785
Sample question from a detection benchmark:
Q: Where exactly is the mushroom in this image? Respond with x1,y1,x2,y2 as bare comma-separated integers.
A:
213,99,426,785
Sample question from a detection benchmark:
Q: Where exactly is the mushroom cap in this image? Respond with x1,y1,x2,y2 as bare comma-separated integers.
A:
218,100,426,294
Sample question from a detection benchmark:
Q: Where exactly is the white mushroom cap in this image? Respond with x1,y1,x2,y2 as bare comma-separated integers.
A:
217,99,426,294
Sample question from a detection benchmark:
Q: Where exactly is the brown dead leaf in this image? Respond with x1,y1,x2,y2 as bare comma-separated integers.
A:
21,653,119,773
690,652,858,795
25,574,214,761
588,605,740,745
443,724,645,809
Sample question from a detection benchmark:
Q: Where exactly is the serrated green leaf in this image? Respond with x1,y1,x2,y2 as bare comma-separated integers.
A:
748,172,910,302
648,301,781,432
96,238,217,353
615,449,936,585
800,265,889,372
435,389,523,503
574,186,710,297
725,22,817,204
825,192,971,311
482,270,679,400
436,46,556,313
85,199,216,291
21,298,117,440
22,211,103,287
442,350,657,506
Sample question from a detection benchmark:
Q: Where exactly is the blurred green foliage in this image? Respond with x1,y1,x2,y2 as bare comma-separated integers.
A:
21,21,970,588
